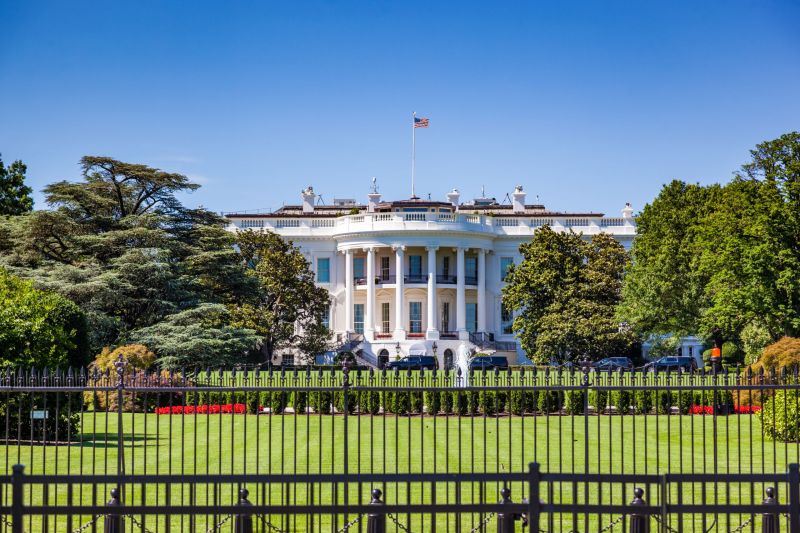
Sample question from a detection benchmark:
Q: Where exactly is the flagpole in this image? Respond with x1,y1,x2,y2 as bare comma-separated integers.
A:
411,111,416,199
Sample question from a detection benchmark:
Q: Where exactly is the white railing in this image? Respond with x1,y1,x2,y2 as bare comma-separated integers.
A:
375,213,394,221
601,218,625,227
494,218,520,227
529,218,554,227
311,219,335,227
403,213,426,221
564,218,590,228
275,219,300,228
437,214,455,222
240,219,264,228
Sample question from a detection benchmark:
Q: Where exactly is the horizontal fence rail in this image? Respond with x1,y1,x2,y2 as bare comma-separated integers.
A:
0,362,799,531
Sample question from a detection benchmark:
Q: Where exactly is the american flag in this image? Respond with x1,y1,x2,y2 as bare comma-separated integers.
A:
414,116,429,128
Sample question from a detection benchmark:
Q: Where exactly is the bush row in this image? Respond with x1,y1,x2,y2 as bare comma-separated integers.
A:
180,389,741,416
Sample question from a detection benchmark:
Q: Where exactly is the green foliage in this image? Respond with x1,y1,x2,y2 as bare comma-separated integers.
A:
424,390,441,415
480,391,496,416
614,390,633,414
503,227,636,363
675,391,693,415
0,156,255,359
590,390,608,413
656,390,672,414
229,231,332,364
634,390,653,414
751,337,800,372
130,304,258,369
411,391,424,414
621,132,800,348
0,268,89,368
309,391,332,414
741,321,772,366
0,156,33,215
333,390,356,414
247,391,260,414
357,390,380,415
455,391,469,416
538,390,563,413
442,390,454,414
564,390,585,415
758,389,800,442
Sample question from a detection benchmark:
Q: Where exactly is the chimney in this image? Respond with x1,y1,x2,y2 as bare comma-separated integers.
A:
621,202,634,219
301,186,316,213
446,188,460,207
512,185,526,214
367,177,381,212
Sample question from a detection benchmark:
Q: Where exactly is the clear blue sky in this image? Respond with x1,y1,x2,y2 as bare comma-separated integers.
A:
1,1,798,216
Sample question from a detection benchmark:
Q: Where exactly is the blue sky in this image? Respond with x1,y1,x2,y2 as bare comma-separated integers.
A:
1,1,798,216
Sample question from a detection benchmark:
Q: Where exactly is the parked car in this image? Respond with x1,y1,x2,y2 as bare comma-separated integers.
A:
386,356,438,370
469,355,509,370
645,356,698,372
592,357,634,371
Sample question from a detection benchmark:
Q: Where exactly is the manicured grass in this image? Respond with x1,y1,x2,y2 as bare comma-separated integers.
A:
1,411,796,531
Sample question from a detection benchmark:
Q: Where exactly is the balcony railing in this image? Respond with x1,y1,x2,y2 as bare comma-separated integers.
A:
355,274,479,285
437,275,457,284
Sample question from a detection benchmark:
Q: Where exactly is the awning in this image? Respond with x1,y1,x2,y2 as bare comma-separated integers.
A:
408,343,427,356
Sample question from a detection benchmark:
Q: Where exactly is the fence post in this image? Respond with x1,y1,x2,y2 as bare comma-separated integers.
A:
762,486,779,533
366,488,386,533
527,462,540,533
11,464,23,533
629,487,649,533
103,487,123,533
234,487,254,533
789,464,799,533
497,487,523,533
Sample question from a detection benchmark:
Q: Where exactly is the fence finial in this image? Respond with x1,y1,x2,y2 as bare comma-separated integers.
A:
367,488,386,533
103,487,123,533
235,487,254,533
629,487,649,533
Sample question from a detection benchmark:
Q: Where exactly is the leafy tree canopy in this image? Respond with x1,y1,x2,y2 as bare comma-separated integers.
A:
0,155,33,215
502,227,636,363
229,230,331,364
0,267,89,368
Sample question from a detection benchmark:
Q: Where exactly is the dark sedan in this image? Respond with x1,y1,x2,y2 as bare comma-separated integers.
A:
592,357,634,371
645,356,698,372
386,356,438,371
469,356,509,370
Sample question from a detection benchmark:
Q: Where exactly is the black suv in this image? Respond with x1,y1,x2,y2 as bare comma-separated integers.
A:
592,357,634,371
646,356,698,372
386,356,438,370
469,356,509,370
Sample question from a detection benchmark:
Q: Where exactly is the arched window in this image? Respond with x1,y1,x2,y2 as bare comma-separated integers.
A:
443,349,454,370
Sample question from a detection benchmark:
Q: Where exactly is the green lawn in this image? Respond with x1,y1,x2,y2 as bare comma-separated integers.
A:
1,411,796,531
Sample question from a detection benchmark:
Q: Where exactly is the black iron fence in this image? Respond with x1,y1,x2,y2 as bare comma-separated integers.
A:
0,363,798,531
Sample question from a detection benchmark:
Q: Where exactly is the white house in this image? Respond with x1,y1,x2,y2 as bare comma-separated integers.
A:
224,185,637,368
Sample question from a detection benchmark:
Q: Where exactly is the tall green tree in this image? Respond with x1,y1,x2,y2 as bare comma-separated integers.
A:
0,156,253,356
0,267,89,368
619,132,800,349
502,227,636,363
229,230,331,364
0,155,34,215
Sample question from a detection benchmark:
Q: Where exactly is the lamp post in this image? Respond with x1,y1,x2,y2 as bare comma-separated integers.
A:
432,341,438,368
395,342,401,360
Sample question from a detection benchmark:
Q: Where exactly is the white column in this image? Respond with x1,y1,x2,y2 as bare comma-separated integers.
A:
456,247,467,340
365,247,376,340
426,246,439,339
394,246,406,339
344,250,353,333
477,249,486,333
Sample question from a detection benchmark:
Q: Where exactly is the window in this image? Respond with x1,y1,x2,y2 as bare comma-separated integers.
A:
500,257,514,281
442,256,450,277
354,304,364,334
501,303,513,334
317,258,330,283
353,257,365,280
409,255,422,278
466,303,477,333
409,302,422,333
282,353,294,366
322,304,330,329
380,257,390,280
688,346,693,357
441,302,450,333
382,302,390,333
465,257,477,283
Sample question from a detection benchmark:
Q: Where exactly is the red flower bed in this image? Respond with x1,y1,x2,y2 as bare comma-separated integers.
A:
154,403,247,415
688,405,762,415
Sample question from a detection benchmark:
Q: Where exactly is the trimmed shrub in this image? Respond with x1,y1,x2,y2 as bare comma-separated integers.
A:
358,391,380,415
424,390,441,415
526,391,539,413
614,390,632,415
334,391,357,414
246,391,260,414
480,391,496,416
758,389,800,442
442,391,454,414
467,391,480,415
634,390,653,414
455,391,469,416
293,391,308,414
510,390,526,415
271,391,288,414
495,391,507,414
564,390,585,415
538,390,563,413
591,390,608,414
310,391,332,414
675,391,693,415
411,391,424,414
656,390,672,414
393,391,410,415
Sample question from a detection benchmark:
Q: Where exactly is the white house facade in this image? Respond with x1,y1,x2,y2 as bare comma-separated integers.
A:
224,185,637,368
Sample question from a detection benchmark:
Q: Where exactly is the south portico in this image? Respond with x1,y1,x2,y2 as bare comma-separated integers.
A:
338,240,491,348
